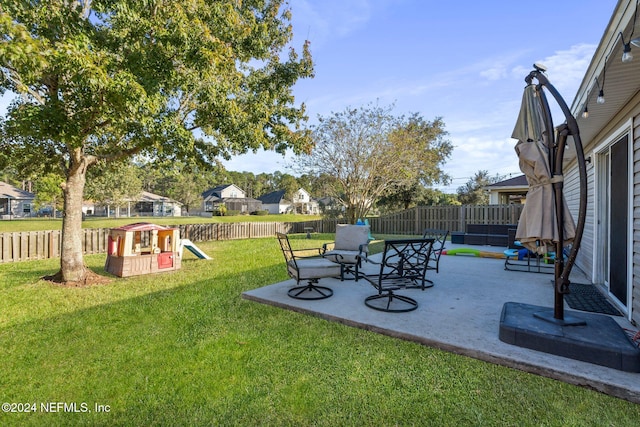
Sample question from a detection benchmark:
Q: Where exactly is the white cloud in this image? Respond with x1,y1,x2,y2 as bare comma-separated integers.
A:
530,43,598,98
480,67,508,81
291,0,374,47
221,149,296,175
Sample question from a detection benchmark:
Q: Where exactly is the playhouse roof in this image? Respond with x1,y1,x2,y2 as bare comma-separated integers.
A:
111,222,177,232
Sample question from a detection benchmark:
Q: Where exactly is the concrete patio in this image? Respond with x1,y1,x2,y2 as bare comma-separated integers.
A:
242,243,640,404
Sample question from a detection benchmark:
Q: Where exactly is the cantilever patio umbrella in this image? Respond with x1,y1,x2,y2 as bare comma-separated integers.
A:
512,84,576,255
508,65,588,321
499,66,640,372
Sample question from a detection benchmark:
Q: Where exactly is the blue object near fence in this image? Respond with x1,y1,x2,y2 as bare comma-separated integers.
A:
356,218,375,240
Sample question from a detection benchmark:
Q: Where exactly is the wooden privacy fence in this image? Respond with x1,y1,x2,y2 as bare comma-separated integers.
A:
0,228,111,264
368,204,524,235
0,220,333,263
0,205,523,263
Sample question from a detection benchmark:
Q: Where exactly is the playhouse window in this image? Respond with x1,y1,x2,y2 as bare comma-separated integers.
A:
133,230,153,253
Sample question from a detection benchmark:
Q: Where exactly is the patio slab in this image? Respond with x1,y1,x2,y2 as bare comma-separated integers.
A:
242,243,640,403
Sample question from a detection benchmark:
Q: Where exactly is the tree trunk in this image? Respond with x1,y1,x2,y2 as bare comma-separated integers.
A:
346,205,357,224
59,155,90,282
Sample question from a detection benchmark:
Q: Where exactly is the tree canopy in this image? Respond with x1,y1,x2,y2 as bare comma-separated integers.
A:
0,0,313,282
456,170,505,204
296,103,452,223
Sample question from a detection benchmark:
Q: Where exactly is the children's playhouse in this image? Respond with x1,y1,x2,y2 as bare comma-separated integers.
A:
105,222,181,277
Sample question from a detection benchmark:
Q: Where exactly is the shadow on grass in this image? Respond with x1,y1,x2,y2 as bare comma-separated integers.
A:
2,235,640,425
0,258,300,424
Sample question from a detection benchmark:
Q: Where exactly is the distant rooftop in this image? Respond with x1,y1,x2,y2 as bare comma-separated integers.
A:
487,175,528,188
0,181,35,199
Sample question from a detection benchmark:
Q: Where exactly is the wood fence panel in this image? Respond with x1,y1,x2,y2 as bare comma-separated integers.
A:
39,231,47,260
0,205,523,263
1,233,8,262
83,229,93,255
19,232,27,260
50,231,60,259
27,232,37,260
37,231,46,260
31,231,46,260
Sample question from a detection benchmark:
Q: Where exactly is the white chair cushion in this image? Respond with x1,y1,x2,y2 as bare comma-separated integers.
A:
335,224,369,251
323,249,360,264
288,258,342,279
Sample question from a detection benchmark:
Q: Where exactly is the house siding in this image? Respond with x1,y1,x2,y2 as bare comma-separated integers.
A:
633,112,640,324
0,182,36,219
564,160,594,277
566,109,640,325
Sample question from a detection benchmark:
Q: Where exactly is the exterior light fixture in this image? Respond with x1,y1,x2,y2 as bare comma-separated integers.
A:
621,2,638,62
582,105,589,119
622,39,633,62
595,75,605,104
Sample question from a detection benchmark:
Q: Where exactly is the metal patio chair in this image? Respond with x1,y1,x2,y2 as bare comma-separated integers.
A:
276,232,342,300
359,238,434,312
322,224,370,280
422,228,449,286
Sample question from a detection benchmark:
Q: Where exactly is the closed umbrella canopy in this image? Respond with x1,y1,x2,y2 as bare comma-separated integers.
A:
512,85,575,254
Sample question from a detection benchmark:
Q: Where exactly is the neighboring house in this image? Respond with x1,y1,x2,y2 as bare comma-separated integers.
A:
84,191,182,217
0,181,35,219
256,188,319,215
257,190,291,214
317,196,345,215
564,0,640,325
291,188,319,215
486,175,528,204
198,184,262,215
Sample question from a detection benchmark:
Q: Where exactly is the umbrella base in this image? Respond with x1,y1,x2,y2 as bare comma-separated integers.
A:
532,310,586,326
499,302,640,372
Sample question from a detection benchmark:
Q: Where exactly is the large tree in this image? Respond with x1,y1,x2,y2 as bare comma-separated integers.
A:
456,170,505,204
33,172,64,217
85,160,143,217
0,0,313,283
297,104,452,223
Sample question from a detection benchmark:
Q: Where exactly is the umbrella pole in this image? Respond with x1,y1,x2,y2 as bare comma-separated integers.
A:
527,70,588,324
553,127,569,320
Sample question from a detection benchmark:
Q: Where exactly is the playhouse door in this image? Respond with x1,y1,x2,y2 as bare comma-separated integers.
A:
157,252,174,269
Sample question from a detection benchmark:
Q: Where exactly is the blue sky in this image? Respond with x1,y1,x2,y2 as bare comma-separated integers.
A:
222,0,618,192
0,1,618,193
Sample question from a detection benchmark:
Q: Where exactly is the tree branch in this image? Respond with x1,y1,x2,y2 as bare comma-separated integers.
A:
2,66,46,105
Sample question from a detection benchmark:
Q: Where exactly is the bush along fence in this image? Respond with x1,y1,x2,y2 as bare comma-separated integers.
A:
0,204,523,263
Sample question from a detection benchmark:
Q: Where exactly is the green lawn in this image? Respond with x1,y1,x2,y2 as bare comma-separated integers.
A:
1,234,639,426
0,214,322,232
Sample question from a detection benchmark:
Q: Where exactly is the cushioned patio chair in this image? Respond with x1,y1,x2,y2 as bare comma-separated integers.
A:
276,232,342,300
322,224,370,280
422,228,449,286
359,238,434,312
